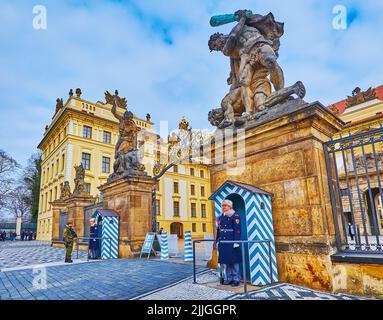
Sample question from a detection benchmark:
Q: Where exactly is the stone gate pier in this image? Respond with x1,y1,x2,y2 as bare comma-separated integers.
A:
98,175,155,258
208,99,377,294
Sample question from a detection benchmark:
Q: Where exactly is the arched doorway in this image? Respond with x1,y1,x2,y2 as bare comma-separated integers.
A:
170,222,183,239
366,188,382,236
225,193,250,280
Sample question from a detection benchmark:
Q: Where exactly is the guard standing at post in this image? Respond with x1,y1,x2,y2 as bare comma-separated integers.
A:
63,221,77,263
89,218,99,260
216,199,242,287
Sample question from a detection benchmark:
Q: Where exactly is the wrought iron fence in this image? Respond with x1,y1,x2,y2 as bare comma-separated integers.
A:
324,122,383,253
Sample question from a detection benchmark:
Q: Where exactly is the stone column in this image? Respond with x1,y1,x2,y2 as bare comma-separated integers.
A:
98,175,155,258
50,200,67,241
209,101,343,292
15,217,22,240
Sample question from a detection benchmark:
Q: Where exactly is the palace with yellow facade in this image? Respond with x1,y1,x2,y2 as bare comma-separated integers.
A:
327,85,383,235
37,89,213,241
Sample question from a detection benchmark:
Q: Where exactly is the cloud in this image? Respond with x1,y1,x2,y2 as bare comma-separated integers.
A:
0,0,382,166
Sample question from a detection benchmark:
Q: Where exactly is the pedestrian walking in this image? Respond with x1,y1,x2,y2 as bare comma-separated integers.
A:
63,221,77,263
28,231,33,241
89,218,100,260
348,222,355,241
216,199,242,287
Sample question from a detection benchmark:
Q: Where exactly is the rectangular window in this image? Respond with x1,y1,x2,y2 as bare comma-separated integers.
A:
156,200,161,215
61,154,65,172
201,204,207,218
56,159,59,175
49,190,52,210
190,168,195,176
202,223,206,233
201,186,205,197
174,201,180,217
192,223,197,233
191,203,197,218
191,184,195,196
103,131,111,143
82,153,91,170
200,170,204,178
83,126,92,139
173,165,178,173
84,183,91,193
102,156,110,173
173,182,179,194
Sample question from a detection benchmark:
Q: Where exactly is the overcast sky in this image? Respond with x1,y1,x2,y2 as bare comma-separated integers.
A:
0,0,382,167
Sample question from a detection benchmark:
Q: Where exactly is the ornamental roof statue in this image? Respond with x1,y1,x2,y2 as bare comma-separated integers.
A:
346,87,377,108
179,116,190,131
75,88,82,98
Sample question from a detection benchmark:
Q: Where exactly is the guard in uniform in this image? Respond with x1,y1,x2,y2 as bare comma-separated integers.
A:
63,221,78,263
216,199,242,287
89,218,99,259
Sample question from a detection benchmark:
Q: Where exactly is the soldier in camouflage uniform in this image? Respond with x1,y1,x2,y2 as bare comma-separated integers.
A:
63,221,77,263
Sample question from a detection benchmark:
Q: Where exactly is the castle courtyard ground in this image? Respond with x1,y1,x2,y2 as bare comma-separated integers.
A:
0,241,368,300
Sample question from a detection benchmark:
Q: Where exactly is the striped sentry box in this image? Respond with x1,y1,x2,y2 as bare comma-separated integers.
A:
209,181,278,286
160,232,169,260
184,231,193,261
93,210,119,260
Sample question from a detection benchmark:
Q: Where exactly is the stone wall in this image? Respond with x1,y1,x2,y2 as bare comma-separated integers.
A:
332,262,383,298
209,101,343,291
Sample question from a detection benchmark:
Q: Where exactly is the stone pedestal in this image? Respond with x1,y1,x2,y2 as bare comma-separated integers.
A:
209,100,343,292
98,175,155,258
51,194,95,242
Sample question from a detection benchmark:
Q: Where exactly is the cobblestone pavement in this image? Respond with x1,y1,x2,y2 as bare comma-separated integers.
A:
0,242,372,300
139,271,233,300
140,270,368,301
0,241,88,270
229,283,366,300
0,258,207,300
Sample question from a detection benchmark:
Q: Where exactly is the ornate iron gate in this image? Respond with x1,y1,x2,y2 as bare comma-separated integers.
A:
324,122,383,253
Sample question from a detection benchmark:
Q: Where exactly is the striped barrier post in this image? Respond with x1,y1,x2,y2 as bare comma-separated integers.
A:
160,232,169,260
184,231,193,261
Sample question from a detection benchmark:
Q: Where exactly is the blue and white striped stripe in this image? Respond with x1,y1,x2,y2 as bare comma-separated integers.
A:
212,182,278,286
160,232,169,260
93,212,119,259
184,231,193,261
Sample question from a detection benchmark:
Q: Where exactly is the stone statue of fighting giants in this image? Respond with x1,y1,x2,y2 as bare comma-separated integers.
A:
208,10,306,129
105,90,147,181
